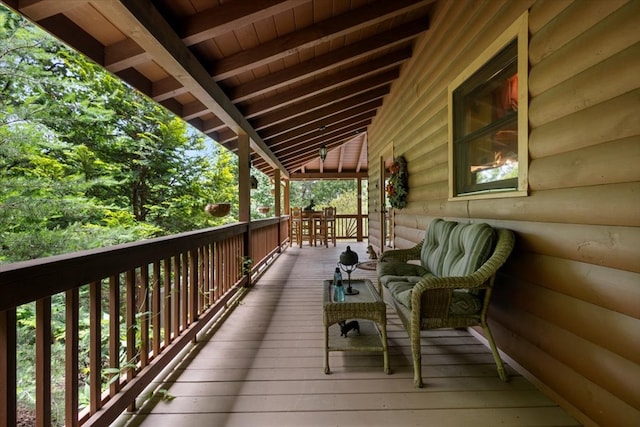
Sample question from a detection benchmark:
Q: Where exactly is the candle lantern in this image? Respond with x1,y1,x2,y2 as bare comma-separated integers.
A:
337,245,360,295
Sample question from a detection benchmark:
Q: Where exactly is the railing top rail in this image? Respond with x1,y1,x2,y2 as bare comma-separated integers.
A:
0,222,250,311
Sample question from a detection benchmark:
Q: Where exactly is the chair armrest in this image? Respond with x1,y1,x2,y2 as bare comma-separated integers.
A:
378,242,423,263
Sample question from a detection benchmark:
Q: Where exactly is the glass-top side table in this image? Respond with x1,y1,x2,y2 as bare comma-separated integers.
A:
322,279,390,375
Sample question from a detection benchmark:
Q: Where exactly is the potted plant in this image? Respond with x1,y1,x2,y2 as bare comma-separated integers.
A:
204,203,231,217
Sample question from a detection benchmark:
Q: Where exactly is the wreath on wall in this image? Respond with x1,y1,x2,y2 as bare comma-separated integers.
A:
386,156,408,209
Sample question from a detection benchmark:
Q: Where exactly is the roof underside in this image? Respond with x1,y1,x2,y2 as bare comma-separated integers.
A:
3,0,434,178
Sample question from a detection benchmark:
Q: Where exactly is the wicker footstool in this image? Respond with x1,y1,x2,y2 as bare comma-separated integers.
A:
323,279,390,374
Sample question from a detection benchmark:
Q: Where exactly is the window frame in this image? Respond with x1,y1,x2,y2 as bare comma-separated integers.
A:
448,12,529,200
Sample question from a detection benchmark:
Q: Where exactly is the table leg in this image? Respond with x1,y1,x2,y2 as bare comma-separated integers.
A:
324,325,330,374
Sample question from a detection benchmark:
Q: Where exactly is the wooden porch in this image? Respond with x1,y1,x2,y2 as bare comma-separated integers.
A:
116,242,579,427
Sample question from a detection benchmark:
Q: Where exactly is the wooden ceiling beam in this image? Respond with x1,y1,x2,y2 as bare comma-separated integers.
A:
104,39,148,73
193,116,225,134
257,86,388,138
216,128,237,145
182,100,207,121
265,109,377,148
260,98,382,140
35,13,103,65
240,51,409,118
12,0,82,21
116,67,152,96
210,0,430,80
179,0,311,46
274,119,372,164
229,18,428,102
251,81,391,131
290,171,368,180
356,133,367,173
251,120,370,172
152,76,188,102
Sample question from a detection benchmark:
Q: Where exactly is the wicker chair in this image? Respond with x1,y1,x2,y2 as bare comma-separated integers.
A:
377,219,515,387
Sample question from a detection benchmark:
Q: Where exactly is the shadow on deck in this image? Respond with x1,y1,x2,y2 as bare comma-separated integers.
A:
116,242,579,427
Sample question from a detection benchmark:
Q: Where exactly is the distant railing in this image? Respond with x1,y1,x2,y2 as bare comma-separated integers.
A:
0,218,287,427
335,214,369,240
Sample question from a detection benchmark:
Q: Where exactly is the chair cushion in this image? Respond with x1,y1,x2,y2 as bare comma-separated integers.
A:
450,290,483,315
442,222,495,277
420,219,458,276
377,262,427,288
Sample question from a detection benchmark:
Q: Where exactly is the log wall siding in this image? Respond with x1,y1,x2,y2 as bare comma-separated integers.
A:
367,1,640,426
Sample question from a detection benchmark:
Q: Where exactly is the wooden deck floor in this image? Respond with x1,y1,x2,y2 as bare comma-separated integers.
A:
117,242,579,427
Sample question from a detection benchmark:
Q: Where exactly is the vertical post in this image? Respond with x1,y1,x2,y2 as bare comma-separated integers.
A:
36,297,52,427
284,179,291,244
357,177,363,242
109,276,121,397
0,308,17,427
125,270,136,411
237,133,252,284
274,169,282,249
65,289,79,427
284,179,290,215
237,132,250,223
89,283,101,415
274,169,281,217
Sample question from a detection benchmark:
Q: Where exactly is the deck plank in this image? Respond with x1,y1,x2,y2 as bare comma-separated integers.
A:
117,242,579,427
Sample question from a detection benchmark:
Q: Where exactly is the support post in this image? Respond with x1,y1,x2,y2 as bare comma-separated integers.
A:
357,177,363,241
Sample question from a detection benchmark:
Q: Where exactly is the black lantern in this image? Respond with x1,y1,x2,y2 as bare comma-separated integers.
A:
318,125,328,162
319,144,328,162
337,245,359,295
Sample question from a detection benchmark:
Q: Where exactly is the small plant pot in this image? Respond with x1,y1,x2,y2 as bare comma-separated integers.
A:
258,206,270,214
205,203,231,217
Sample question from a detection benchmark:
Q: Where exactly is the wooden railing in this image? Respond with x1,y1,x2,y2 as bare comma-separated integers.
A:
0,218,287,427
335,214,369,240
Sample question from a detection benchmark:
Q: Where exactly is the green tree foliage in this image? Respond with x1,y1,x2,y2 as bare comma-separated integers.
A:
0,7,243,423
290,179,366,214
0,5,237,263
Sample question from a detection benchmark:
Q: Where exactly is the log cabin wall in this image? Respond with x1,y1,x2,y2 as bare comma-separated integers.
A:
367,1,640,425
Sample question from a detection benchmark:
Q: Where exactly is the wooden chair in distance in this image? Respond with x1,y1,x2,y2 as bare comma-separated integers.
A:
293,207,314,247
314,207,336,247
325,207,337,247
290,207,302,247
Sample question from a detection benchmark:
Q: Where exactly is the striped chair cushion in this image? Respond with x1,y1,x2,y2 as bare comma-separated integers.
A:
442,222,495,277
420,218,458,276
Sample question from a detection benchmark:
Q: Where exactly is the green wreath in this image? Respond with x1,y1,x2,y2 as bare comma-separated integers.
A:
386,156,408,209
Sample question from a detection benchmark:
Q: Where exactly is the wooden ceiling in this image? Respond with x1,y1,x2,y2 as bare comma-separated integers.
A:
3,0,434,178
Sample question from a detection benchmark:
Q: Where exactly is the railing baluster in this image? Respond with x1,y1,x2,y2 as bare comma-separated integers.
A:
172,256,180,340
109,275,121,396
36,296,52,427
0,308,17,427
125,270,136,411
181,253,188,330
152,261,161,357
65,288,79,427
214,242,221,301
89,282,101,415
189,249,198,326
140,265,149,368
163,258,172,348
199,247,205,310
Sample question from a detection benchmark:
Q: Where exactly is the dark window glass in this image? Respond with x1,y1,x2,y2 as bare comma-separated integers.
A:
452,39,519,195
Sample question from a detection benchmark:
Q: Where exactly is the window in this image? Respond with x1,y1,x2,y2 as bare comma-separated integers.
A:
448,12,528,199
